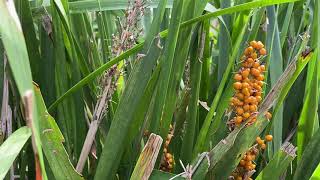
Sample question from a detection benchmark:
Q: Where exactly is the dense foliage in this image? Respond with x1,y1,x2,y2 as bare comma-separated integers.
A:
0,0,319,179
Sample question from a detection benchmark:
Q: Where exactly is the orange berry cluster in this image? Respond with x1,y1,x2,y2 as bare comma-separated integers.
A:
231,135,273,180
160,125,174,172
230,40,270,127
256,134,273,150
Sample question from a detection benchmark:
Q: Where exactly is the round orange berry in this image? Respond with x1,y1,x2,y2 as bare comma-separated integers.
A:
241,69,250,78
243,112,250,119
242,78,251,83
240,160,246,166
246,160,252,166
236,116,243,123
251,52,258,59
237,101,244,106
163,148,167,153
168,158,173,163
256,41,264,49
242,88,250,96
243,104,250,111
256,96,262,102
242,82,250,88
256,74,265,81
259,64,266,71
253,62,260,68
256,137,262,143
250,40,257,47
245,165,251,171
249,105,257,112
236,107,244,115
253,83,262,91
242,62,249,68
165,153,172,159
248,96,256,103
257,139,265,145
234,74,242,81
231,97,237,104
244,97,250,104
265,134,273,142
236,93,244,100
245,155,253,161
257,80,264,87
251,154,256,160
250,117,257,123
247,57,254,63
259,48,267,55
251,68,260,77
233,82,242,90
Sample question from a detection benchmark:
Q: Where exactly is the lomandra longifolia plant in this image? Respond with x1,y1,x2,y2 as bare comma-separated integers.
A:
0,0,319,180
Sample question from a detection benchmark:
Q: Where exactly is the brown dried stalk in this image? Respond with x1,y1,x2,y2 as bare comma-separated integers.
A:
131,133,163,180
76,77,113,173
23,90,42,180
0,55,9,141
76,0,146,173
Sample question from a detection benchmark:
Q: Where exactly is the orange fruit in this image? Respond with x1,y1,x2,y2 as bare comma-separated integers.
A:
236,107,244,115
233,82,242,90
234,74,242,81
265,134,273,142
259,48,267,55
256,41,264,49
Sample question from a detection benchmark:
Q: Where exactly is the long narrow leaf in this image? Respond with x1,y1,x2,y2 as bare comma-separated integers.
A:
94,0,168,178
0,1,47,178
190,45,313,179
0,127,31,179
294,128,320,180
48,0,301,111
34,86,83,180
256,143,296,180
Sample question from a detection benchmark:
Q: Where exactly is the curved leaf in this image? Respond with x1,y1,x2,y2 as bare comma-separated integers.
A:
48,0,301,111
256,143,296,180
294,128,320,180
34,86,83,180
0,1,47,178
0,127,31,179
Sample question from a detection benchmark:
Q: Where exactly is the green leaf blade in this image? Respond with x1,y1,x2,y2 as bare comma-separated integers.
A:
0,127,31,179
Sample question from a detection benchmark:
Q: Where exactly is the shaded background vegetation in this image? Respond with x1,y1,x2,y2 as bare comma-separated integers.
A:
0,0,319,179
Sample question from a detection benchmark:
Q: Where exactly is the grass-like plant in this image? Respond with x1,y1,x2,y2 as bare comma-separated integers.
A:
0,0,319,179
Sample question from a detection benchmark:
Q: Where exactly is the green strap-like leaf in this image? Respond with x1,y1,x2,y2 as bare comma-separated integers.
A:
180,24,205,164
297,53,319,160
256,143,296,180
294,128,320,180
94,0,168,178
0,127,31,179
193,18,248,156
48,0,301,112
190,46,313,179
0,1,47,178
68,0,174,13
34,86,83,180
297,0,320,161
267,5,284,157
149,170,184,180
